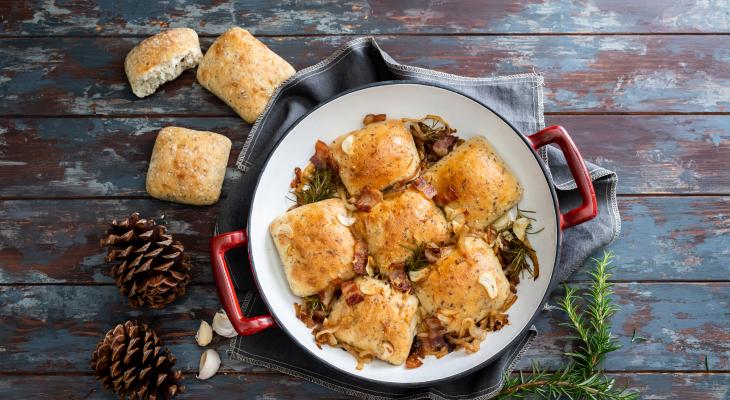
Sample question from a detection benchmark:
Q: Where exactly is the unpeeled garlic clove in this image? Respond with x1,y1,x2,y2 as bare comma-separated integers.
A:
212,310,238,338
196,349,221,380
195,320,213,346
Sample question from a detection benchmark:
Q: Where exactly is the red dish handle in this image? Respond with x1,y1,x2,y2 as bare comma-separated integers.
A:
210,230,275,335
527,125,598,230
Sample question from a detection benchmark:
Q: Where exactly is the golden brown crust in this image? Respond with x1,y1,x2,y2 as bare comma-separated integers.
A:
124,28,202,98
330,120,420,196
145,127,232,206
357,189,450,269
196,27,296,123
423,136,523,229
269,199,356,297
414,236,511,334
324,277,419,365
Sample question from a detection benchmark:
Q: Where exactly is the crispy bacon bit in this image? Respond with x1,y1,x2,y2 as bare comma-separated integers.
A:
424,316,449,351
405,352,423,369
388,263,413,293
432,135,457,157
363,113,386,125
433,185,458,207
355,186,383,212
341,280,364,306
290,167,303,188
424,247,441,264
352,240,368,274
310,140,339,173
410,176,437,199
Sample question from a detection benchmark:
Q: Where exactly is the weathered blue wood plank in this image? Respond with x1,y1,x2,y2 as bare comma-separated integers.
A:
1,116,727,197
0,374,344,399
0,373,728,400
0,283,727,373
0,36,728,115
0,117,247,197
1,197,728,284
2,0,729,36
519,283,730,372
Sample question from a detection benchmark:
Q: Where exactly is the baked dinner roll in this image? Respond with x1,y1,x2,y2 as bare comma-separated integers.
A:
324,277,419,366
414,236,512,334
197,27,296,123
269,199,357,297
146,127,231,206
125,28,203,98
423,136,523,229
357,189,450,269
331,120,420,196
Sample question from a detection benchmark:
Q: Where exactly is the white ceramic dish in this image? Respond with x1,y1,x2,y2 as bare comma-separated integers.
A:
211,82,597,386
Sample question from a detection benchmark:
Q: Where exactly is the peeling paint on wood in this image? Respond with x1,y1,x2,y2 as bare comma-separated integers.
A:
1,197,728,284
0,284,727,374
0,373,728,399
2,0,729,36
1,116,727,197
0,374,344,399
0,118,248,196
1,36,729,115
518,283,730,372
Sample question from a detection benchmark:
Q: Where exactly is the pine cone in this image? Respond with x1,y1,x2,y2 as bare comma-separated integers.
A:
101,213,192,309
90,320,185,399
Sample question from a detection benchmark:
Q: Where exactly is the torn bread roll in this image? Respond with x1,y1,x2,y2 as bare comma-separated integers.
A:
196,27,296,123
125,28,203,98
146,127,232,206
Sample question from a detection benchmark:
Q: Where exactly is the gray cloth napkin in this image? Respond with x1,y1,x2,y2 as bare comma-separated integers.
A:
220,37,620,399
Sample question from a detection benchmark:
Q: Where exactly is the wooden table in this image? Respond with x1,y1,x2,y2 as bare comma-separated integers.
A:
1,1,728,398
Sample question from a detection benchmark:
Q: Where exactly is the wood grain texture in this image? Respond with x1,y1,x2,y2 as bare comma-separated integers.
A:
1,196,728,284
2,0,730,36
0,374,343,399
1,115,727,197
1,373,728,400
0,283,727,374
1,35,729,115
0,118,247,197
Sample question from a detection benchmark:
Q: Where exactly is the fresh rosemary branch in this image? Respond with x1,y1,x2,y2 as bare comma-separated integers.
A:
496,252,638,400
402,243,428,272
293,167,338,205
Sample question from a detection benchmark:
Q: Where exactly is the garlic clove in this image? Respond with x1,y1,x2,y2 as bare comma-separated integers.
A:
341,134,355,155
212,310,238,338
513,217,530,242
337,213,356,227
196,349,221,380
492,212,513,231
478,272,499,299
195,320,213,347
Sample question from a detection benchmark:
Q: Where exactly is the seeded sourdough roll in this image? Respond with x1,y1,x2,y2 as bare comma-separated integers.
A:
196,27,296,123
125,28,203,98
146,127,232,206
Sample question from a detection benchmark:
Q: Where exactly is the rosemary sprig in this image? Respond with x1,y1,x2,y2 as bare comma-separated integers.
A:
293,167,338,206
402,243,428,272
501,238,540,282
497,252,638,399
302,295,324,313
